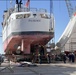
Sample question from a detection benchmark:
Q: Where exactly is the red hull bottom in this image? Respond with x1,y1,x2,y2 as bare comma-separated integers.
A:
4,34,53,55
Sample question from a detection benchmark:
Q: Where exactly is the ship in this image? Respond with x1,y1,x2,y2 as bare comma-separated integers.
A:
2,0,54,61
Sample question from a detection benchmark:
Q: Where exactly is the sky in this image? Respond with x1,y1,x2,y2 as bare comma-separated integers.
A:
0,0,76,54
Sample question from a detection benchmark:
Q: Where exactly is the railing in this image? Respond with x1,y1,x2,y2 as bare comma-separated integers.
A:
9,7,47,13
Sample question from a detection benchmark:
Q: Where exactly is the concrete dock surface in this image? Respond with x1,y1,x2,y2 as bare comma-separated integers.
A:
0,62,76,75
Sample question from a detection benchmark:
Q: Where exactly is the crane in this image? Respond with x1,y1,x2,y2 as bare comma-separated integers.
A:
65,0,76,18
55,0,76,51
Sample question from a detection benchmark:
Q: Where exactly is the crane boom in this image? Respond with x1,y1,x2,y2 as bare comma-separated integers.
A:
56,15,76,49
56,0,76,50
65,0,73,18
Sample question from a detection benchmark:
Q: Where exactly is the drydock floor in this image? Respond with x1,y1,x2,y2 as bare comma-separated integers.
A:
0,62,76,75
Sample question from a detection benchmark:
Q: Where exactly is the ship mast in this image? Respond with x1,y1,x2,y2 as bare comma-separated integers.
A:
16,0,22,12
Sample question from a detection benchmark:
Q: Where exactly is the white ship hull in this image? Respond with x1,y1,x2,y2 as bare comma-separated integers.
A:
2,1,54,60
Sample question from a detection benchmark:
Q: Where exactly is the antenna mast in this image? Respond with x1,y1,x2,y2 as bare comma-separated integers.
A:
16,0,23,12
6,0,8,10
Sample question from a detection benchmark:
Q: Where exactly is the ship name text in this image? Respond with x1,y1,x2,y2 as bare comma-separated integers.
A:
28,19,41,22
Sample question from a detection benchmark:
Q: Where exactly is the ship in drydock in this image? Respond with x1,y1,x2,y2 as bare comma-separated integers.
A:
2,0,54,61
